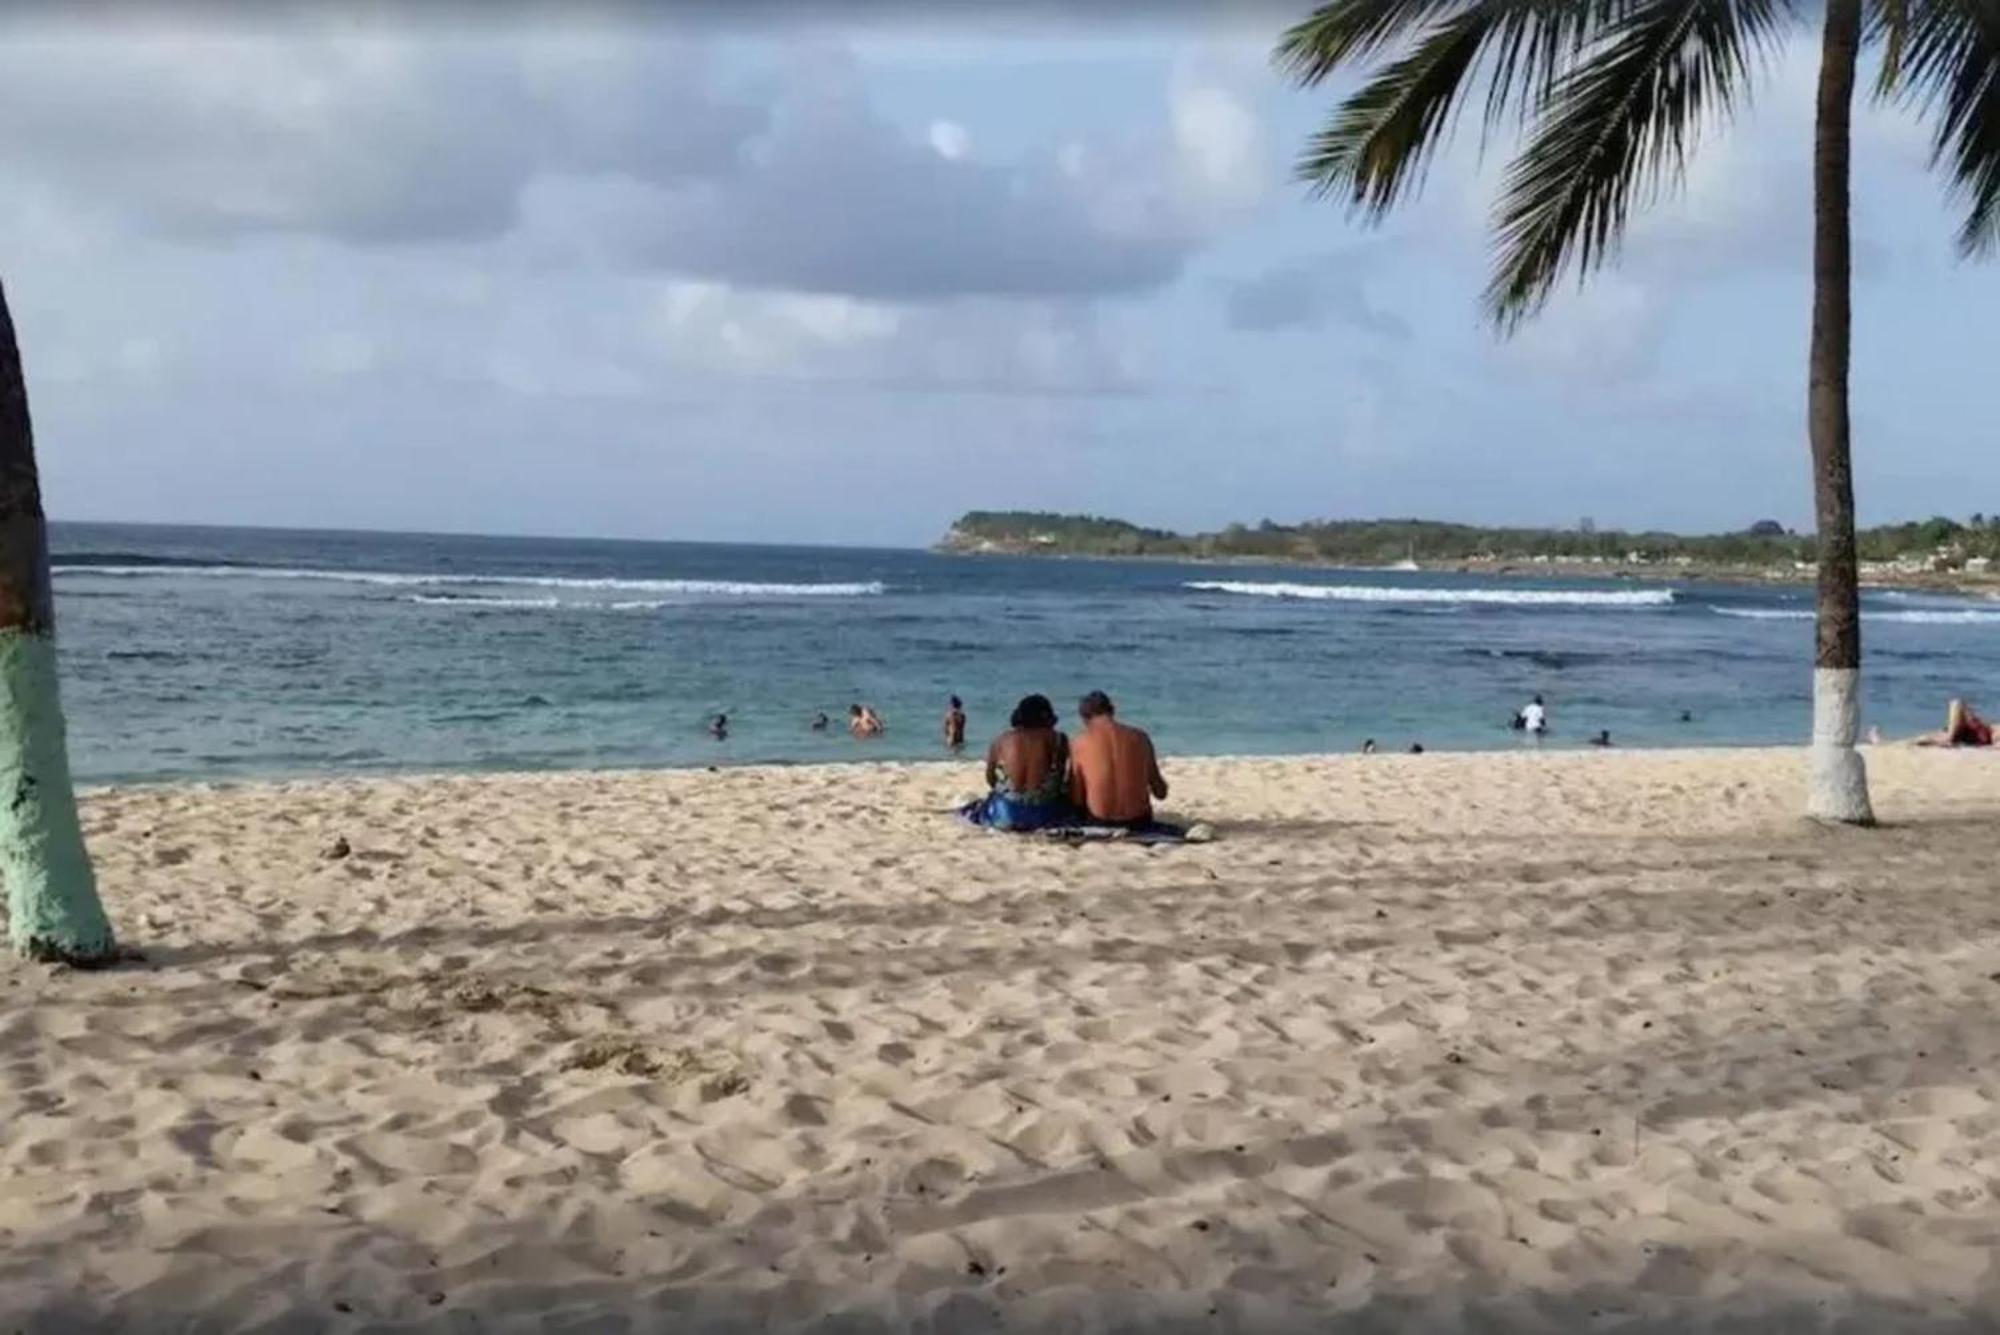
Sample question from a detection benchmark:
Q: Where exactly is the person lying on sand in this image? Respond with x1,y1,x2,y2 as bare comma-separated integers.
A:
849,704,884,738
1069,690,1168,827
1915,698,1994,747
961,694,1072,831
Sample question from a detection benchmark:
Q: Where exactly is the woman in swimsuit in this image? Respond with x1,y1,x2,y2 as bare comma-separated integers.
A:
1916,698,1994,747
963,694,1072,831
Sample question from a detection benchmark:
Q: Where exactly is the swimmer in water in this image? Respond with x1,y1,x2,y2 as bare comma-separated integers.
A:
708,713,729,740
810,712,830,732
943,695,967,751
1589,729,1613,747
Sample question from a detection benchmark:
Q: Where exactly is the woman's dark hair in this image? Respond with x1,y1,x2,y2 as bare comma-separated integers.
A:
1010,694,1058,730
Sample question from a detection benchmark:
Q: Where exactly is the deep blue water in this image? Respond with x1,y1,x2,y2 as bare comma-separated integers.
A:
47,522,2000,784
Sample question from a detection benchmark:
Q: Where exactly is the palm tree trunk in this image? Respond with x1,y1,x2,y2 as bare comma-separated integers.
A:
0,280,116,962
1805,0,1874,824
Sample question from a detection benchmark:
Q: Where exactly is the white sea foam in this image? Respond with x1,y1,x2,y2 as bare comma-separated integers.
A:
55,564,886,598
403,595,566,610
1708,607,1811,621
402,596,706,612
1711,605,2000,625
1185,580,1676,608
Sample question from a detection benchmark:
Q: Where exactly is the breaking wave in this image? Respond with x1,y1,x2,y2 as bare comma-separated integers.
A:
1710,605,2000,625
55,562,886,598
1185,580,1677,608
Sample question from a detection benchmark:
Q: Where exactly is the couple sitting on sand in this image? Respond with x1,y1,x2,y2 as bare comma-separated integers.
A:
964,690,1169,833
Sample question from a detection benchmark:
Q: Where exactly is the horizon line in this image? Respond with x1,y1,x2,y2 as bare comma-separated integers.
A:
47,516,930,554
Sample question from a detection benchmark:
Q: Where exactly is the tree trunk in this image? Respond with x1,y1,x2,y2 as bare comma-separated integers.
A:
0,280,116,962
1805,0,1874,824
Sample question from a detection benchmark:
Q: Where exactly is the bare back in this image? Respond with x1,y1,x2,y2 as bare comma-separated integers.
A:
1069,718,1166,824
986,726,1068,802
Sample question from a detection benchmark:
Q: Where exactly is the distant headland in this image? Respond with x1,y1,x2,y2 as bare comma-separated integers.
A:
935,510,2000,592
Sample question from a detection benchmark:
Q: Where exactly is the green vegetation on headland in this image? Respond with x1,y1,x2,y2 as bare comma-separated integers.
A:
937,511,2000,583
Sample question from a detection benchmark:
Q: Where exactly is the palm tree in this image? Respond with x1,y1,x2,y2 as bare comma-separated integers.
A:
0,280,116,963
1277,0,2000,823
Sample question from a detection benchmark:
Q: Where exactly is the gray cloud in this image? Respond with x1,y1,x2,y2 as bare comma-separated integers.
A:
572,75,1191,300
0,25,1264,302
0,32,762,245
1223,255,1411,339
33,0,1311,28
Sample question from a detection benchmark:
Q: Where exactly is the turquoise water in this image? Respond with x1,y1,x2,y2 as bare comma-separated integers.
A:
49,522,2000,784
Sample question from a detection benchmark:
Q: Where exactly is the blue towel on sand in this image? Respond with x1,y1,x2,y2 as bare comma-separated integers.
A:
958,800,1197,844
959,793,1072,832
1036,819,1194,845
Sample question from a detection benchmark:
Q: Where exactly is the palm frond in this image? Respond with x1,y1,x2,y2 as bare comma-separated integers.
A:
1282,0,1640,217
1275,0,1474,84
1876,0,2000,254
1484,0,1789,326
1295,10,1502,213
1872,0,1912,88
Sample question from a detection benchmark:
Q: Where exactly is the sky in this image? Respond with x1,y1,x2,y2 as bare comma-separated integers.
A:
5,3,1996,548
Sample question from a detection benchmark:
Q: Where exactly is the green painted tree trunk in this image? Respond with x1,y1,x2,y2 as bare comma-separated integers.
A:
1804,0,1875,825
0,279,116,963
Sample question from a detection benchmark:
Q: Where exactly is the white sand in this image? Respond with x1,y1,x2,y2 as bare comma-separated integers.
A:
4,747,2000,1332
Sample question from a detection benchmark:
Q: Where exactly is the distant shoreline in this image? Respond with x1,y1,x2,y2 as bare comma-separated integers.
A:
931,543,2000,599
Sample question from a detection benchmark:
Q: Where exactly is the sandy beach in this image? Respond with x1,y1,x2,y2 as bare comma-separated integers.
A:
4,747,2000,1332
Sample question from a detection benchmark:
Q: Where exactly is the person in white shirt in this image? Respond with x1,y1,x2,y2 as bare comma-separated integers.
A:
1518,694,1548,737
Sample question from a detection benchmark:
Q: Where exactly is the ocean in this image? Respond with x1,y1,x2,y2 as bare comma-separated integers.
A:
49,522,2000,785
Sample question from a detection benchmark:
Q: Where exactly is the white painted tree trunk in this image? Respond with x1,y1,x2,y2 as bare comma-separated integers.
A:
1803,0,1874,828
0,277,117,963
0,629,113,960
1806,666,1873,824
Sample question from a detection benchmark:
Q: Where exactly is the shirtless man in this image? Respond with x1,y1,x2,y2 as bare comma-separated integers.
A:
943,695,967,751
1068,690,1167,826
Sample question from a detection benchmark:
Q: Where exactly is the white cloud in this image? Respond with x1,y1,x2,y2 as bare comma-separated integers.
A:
1171,82,1265,213
646,283,902,376
1500,275,1664,384
637,278,1140,396
927,119,971,161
